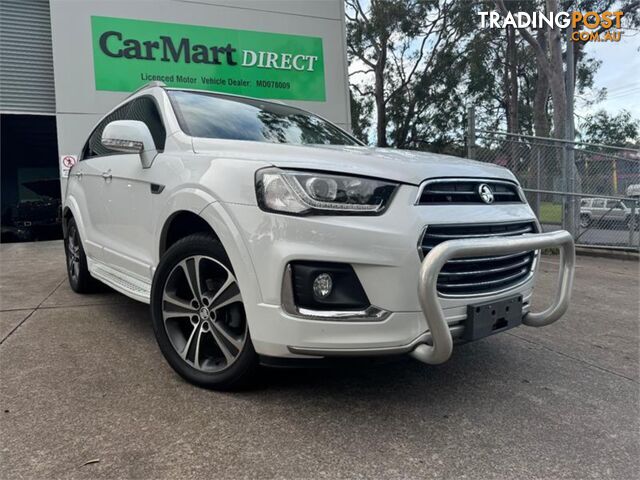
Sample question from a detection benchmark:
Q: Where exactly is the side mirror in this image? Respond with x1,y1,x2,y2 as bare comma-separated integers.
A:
102,120,157,168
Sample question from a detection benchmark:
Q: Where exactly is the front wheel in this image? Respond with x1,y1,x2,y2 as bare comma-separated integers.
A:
150,234,258,390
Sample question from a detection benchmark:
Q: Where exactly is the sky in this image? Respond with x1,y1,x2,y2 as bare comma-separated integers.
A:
577,30,640,121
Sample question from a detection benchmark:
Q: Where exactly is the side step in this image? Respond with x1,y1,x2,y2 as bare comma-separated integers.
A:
90,261,151,303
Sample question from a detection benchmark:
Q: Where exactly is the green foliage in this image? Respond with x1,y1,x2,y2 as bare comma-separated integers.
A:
347,0,481,150
350,90,372,143
581,110,640,147
346,0,634,152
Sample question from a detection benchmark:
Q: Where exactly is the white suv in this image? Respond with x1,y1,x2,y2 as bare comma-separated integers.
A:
579,197,639,229
63,83,575,389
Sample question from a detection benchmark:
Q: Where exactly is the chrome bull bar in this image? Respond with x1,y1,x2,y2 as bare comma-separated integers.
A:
411,230,575,365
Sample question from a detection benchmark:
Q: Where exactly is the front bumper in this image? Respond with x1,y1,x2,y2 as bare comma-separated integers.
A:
280,231,574,361
222,187,568,359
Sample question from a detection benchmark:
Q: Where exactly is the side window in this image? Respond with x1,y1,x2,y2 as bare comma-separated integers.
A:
80,96,166,160
580,199,589,207
126,97,166,151
592,199,605,208
82,103,131,160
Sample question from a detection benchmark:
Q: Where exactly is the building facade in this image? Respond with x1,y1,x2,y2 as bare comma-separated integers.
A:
0,0,350,242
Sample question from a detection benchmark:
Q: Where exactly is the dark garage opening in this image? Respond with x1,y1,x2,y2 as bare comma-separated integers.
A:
1,114,62,243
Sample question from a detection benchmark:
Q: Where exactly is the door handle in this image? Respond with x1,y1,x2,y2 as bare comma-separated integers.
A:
102,170,112,181
74,172,83,179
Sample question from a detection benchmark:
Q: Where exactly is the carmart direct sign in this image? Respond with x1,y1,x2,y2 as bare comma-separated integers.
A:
91,16,326,101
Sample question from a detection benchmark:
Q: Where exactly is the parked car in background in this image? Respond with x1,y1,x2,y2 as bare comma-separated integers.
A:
580,197,639,229
0,179,62,242
627,184,640,199
61,82,574,390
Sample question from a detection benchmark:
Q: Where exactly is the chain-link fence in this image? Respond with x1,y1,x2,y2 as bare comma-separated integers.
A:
467,127,640,251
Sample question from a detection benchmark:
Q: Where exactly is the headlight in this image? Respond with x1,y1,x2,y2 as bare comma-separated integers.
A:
256,168,398,215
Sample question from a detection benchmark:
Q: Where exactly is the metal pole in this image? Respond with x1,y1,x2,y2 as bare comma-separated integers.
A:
475,129,639,154
561,145,568,231
565,24,576,238
629,202,636,248
467,106,476,160
533,149,541,217
637,201,640,253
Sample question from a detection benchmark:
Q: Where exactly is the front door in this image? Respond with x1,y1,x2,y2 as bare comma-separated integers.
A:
100,153,155,280
99,96,167,281
74,102,132,261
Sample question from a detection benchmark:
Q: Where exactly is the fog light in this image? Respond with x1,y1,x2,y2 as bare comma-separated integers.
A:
312,273,333,299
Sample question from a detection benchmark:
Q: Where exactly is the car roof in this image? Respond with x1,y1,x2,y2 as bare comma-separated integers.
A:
132,81,291,108
164,86,288,106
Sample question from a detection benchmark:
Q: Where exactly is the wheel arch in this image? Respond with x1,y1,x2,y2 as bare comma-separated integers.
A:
197,201,264,317
159,210,221,257
154,188,218,262
154,192,263,306
61,198,87,242
62,206,73,237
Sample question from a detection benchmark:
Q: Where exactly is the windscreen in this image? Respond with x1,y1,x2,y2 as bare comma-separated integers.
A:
167,90,360,146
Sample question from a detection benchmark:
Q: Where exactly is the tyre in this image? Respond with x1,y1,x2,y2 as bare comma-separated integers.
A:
150,234,258,390
64,217,101,293
579,214,591,229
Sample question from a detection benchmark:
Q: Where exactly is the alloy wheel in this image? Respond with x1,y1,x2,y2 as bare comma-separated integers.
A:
67,226,81,282
161,255,247,373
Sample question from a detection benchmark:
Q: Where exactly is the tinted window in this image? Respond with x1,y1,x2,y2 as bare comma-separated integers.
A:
606,200,623,209
83,104,130,159
82,96,166,160
127,97,166,150
168,90,359,146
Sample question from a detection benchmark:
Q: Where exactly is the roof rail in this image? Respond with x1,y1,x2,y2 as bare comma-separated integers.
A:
126,81,167,98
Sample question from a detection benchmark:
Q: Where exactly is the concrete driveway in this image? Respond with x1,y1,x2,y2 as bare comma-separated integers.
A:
1,241,638,479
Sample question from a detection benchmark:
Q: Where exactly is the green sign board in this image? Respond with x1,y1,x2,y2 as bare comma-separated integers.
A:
90,16,326,101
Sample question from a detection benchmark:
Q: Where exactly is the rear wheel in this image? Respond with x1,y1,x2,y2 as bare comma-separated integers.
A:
150,234,258,390
64,217,100,293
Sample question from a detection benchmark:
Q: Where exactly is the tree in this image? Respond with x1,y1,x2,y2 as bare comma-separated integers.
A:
495,0,569,140
346,0,464,147
349,90,372,143
495,0,640,140
346,0,635,156
581,110,640,147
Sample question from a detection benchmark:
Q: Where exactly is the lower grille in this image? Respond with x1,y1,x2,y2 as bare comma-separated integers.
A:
419,222,537,295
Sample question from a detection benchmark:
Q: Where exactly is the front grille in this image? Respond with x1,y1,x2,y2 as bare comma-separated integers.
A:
419,222,537,296
418,179,522,204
